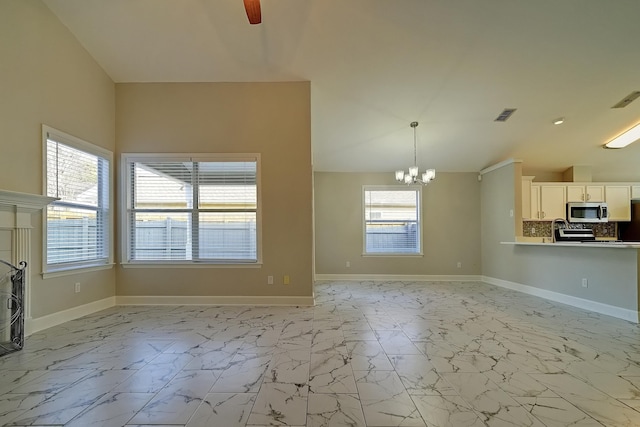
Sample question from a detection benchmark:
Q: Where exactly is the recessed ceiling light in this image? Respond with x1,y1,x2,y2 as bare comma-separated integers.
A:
553,117,565,125
604,122,640,149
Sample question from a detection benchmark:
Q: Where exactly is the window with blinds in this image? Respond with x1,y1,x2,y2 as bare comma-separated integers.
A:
44,126,112,271
123,155,260,264
363,187,421,254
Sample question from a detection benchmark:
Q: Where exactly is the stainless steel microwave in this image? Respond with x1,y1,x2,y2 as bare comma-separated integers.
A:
567,202,608,223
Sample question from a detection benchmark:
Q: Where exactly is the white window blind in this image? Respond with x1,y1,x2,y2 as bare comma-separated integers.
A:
45,129,111,270
364,188,421,254
125,156,259,263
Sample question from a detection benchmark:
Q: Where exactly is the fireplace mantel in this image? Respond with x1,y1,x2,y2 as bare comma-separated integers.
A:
0,189,57,215
0,189,57,326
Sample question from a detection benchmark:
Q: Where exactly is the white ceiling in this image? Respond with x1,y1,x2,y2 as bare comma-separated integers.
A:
43,0,640,179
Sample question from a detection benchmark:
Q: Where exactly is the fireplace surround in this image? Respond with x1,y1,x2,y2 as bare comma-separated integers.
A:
0,190,56,337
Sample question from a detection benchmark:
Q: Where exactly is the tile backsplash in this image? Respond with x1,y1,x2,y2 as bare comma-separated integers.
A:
523,221,617,238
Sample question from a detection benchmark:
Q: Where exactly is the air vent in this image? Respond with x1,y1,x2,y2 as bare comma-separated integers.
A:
494,108,517,122
612,91,640,109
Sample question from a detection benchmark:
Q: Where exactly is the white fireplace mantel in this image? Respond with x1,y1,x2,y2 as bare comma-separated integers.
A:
0,189,57,323
0,189,57,215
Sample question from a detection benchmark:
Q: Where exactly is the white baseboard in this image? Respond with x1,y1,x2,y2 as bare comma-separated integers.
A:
116,295,315,307
26,296,116,336
482,276,639,324
315,274,482,282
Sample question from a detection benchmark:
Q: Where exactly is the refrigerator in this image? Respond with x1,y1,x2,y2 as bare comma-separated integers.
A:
619,200,640,241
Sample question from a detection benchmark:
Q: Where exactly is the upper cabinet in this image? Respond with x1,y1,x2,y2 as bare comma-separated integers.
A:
539,184,566,220
522,180,635,222
522,176,534,219
566,185,604,202
605,185,631,221
530,184,540,220
527,183,566,220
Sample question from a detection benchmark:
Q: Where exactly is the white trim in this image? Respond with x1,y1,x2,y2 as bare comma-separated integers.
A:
26,296,116,335
116,295,315,306
482,276,639,323
479,158,522,175
120,153,262,265
362,254,424,257
42,124,114,275
362,185,423,256
42,263,114,279
0,190,57,213
314,274,482,282
0,190,56,321
121,262,262,269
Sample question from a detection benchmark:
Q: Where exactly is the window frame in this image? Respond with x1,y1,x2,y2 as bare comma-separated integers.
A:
120,153,262,267
42,125,114,277
362,185,424,257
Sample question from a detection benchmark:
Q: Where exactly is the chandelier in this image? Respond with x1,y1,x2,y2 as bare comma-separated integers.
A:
395,121,436,185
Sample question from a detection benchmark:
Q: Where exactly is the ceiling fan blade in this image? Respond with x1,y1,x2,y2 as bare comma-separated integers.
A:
243,0,262,25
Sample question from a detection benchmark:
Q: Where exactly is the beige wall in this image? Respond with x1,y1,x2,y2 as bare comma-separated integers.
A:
314,172,481,275
0,1,116,318
115,82,313,298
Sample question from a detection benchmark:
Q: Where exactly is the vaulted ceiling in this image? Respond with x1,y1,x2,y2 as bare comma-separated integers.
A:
43,0,640,179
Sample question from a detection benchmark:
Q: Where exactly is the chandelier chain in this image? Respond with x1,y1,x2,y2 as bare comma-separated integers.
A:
413,125,418,166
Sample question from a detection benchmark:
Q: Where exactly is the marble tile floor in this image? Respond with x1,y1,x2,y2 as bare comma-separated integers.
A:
1,280,640,426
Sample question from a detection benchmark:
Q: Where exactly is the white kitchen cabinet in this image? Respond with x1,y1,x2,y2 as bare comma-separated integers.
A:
530,185,540,219
540,185,566,220
605,185,631,221
529,184,566,221
566,185,604,202
522,177,534,219
632,185,640,200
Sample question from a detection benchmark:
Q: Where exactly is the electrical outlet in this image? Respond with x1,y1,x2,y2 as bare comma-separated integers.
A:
283,275,290,285
456,261,462,268
74,282,81,293
581,278,588,288
346,261,350,268
267,275,274,285
509,209,514,217
531,227,536,235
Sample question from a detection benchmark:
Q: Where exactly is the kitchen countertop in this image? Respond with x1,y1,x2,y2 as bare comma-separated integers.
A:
502,239,640,249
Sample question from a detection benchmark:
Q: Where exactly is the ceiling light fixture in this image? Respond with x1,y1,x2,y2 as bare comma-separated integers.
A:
395,122,436,185
604,122,640,149
553,117,565,125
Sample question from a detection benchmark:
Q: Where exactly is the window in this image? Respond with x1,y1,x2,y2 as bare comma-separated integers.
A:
43,126,112,273
363,186,422,255
122,154,261,264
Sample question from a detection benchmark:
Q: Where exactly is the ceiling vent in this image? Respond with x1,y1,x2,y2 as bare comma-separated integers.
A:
612,91,640,109
494,108,517,122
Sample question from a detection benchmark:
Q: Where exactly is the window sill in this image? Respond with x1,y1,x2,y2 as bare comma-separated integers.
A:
121,262,263,269
362,253,424,258
42,263,114,279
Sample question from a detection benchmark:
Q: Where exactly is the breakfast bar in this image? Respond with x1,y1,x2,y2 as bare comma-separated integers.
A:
498,239,640,323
